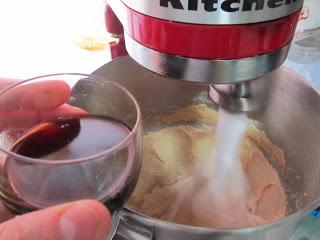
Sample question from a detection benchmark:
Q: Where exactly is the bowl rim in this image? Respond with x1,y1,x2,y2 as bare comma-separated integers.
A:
120,66,320,234
0,73,142,165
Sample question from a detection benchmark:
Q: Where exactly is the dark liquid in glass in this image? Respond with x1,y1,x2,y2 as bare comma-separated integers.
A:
2,116,140,214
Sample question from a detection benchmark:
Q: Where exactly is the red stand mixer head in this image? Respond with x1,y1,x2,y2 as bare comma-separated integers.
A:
105,0,304,112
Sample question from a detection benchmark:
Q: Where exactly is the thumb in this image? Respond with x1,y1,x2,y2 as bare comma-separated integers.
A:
0,200,111,240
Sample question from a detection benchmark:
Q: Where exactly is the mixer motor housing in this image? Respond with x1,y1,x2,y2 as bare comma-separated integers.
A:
105,0,304,111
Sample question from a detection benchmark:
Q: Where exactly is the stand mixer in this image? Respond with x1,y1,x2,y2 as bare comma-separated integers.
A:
105,0,304,112
96,1,320,240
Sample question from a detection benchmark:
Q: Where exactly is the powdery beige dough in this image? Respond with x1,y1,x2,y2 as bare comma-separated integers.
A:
128,104,286,228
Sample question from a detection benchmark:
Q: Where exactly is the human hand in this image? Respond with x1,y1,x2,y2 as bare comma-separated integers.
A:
0,200,111,240
0,78,111,239
0,78,86,130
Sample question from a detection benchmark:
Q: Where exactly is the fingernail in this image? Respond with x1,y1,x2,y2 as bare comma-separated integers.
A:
59,203,102,240
69,106,88,116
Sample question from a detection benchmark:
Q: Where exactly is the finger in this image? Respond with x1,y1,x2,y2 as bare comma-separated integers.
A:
0,202,14,223
0,80,71,111
0,200,111,240
0,78,17,90
0,104,87,131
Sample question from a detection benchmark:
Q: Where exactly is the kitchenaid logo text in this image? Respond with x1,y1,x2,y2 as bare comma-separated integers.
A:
160,0,301,12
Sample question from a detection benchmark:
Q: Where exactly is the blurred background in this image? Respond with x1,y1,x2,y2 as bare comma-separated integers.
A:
0,0,111,79
0,0,320,86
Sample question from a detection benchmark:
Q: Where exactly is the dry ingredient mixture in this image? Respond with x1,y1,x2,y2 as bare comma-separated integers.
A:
127,104,287,228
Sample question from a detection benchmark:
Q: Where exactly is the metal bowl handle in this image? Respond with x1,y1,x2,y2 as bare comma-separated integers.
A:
112,216,154,240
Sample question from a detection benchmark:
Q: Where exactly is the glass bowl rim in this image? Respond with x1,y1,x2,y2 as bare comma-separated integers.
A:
0,73,142,165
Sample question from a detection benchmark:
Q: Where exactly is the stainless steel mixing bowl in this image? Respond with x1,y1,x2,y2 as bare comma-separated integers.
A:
93,56,320,240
